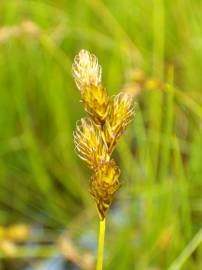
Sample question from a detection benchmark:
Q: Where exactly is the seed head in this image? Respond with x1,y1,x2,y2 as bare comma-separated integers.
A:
72,50,135,220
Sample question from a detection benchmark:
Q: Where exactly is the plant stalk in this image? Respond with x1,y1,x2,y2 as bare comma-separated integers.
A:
96,218,106,270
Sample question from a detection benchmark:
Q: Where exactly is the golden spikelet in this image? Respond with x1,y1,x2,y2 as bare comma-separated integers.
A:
90,160,120,220
72,49,135,220
82,84,109,124
74,118,109,170
72,49,102,91
72,49,109,125
104,92,135,152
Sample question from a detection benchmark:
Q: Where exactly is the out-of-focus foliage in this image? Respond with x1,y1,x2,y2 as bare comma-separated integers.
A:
0,0,202,269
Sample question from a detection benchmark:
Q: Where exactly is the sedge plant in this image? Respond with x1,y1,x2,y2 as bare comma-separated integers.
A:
72,49,135,270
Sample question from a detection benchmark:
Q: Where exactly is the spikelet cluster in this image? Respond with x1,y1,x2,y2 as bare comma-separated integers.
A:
73,49,135,220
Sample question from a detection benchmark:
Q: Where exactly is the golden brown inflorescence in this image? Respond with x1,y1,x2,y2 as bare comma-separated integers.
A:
73,49,135,220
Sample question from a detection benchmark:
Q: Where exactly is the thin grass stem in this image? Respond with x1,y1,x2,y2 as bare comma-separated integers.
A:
96,218,106,270
168,227,202,270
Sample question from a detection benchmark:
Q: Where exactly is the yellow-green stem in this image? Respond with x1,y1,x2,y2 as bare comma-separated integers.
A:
96,218,106,270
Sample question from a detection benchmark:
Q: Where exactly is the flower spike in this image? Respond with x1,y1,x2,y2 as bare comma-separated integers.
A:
72,49,135,220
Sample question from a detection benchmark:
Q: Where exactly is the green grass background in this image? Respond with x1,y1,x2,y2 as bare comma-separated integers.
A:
0,0,202,269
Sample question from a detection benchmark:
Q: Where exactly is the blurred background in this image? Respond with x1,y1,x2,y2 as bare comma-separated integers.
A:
0,0,202,269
